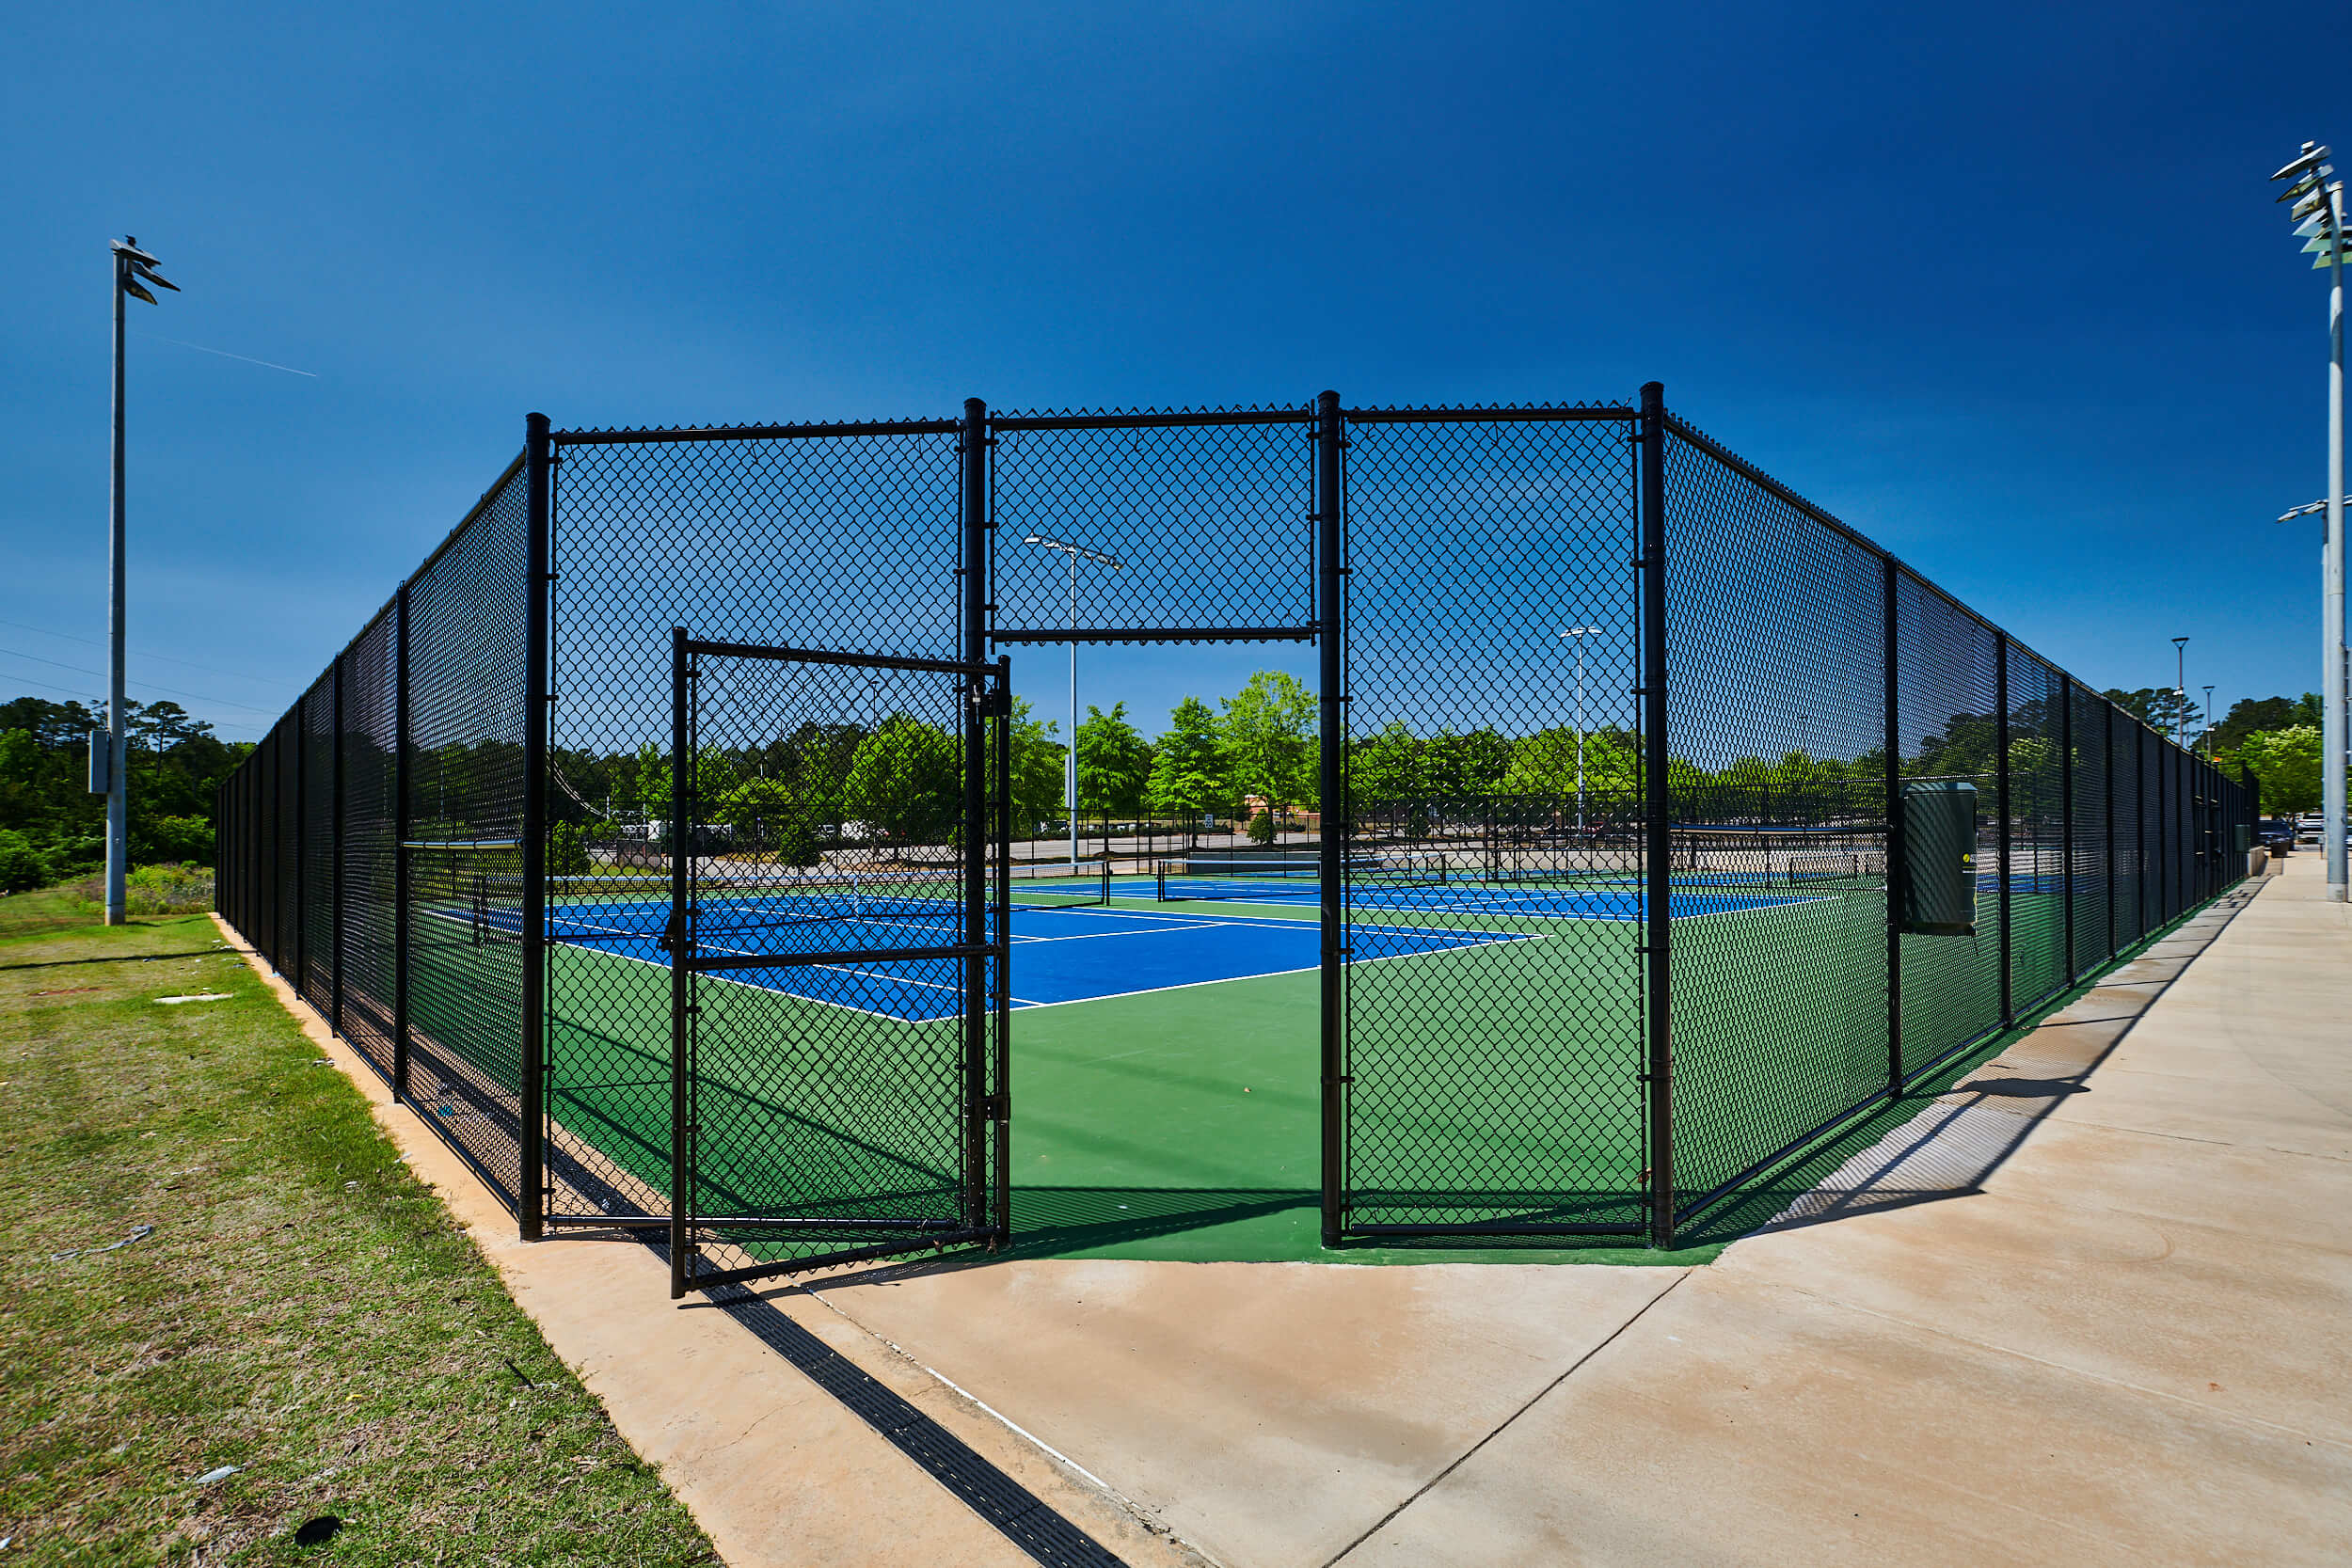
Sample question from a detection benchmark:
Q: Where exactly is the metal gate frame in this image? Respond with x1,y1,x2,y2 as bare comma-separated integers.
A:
667,630,1009,1297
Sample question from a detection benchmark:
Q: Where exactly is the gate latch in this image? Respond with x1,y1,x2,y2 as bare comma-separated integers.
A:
977,687,1010,719
974,1093,1009,1119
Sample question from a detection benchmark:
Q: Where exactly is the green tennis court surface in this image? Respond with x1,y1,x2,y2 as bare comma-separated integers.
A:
507,867,2049,1269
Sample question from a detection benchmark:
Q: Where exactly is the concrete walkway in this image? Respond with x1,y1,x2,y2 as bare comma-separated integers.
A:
232,852,2352,1566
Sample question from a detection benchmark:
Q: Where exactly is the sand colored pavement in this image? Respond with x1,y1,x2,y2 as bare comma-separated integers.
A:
230,848,2352,1566
800,856,2352,1565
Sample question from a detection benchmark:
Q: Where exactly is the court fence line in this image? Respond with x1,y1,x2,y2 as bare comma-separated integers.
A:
214,387,2257,1271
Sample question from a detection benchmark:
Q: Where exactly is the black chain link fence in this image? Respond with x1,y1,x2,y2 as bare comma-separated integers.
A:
216,386,2257,1259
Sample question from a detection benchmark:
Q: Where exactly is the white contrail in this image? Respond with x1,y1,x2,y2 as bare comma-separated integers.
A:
134,330,318,378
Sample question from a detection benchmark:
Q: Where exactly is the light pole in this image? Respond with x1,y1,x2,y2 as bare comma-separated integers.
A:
2274,142,2348,901
2171,637,2190,746
1558,626,1600,829
2201,686,2216,757
1024,533,1122,873
102,237,179,927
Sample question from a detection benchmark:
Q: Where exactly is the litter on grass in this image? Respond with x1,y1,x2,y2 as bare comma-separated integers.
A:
155,993,234,1006
53,1224,154,1262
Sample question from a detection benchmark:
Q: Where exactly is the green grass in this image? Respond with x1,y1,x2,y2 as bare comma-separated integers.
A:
0,905,712,1565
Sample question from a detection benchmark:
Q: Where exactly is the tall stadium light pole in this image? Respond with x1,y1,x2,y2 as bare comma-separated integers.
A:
2171,637,2190,746
103,237,179,927
2201,686,2216,758
1558,626,1601,829
1023,533,1122,873
2274,142,2348,901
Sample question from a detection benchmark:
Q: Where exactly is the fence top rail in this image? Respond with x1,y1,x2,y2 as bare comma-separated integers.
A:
551,418,961,445
990,404,1317,432
1662,409,2220,773
989,624,1317,645
1343,402,1634,424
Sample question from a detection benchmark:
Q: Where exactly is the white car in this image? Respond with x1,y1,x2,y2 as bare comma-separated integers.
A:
2299,815,2324,845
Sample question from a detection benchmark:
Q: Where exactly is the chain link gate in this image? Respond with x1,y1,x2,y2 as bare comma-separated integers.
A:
215,388,2263,1282
666,633,1008,1295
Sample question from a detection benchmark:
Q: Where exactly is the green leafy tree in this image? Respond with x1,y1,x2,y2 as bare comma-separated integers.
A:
0,828,51,893
1076,702,1152,816
2238,724,2322,815
2210,694,2321,755
1147,697,1229,818
843,715,960,850
2102,688,2198,739
1421,726,1512,799
1500,727,1639,798
1222,672,1318,825
548,821,591,877
1003,698,1066,839
1349,721,1421,808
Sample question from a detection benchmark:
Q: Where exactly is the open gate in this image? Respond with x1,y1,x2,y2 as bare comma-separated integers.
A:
666,630,1009,1295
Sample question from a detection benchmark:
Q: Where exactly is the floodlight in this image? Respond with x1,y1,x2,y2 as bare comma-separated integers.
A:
2271,144,2332,183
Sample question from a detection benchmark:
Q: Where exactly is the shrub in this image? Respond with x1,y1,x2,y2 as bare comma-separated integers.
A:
0,830,47,895
1245,811,1277,846
132,814,214,866
548,821,591,877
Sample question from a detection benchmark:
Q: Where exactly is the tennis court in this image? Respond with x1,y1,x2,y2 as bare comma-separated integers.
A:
475,860,1872,1263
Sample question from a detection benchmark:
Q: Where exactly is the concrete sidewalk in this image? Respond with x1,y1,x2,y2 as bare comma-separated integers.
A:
237,851,2352,1566
803,856,2352,1566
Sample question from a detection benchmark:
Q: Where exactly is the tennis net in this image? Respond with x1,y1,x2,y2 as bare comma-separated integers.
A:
521,863,1108,944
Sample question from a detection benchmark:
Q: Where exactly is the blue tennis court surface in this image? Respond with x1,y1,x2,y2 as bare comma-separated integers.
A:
1151,877,1830,922
521,898,1534,1023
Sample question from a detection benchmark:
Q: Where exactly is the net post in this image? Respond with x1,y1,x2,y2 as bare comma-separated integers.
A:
960,397,993,1241
1316,388,1346,1250
392,583,410,1103
1639,381,1674,1249
519,411,550,1243
1995,636,2012,1030
2059,680,2075,982
1883,557,1902,1092
668,626,691,1298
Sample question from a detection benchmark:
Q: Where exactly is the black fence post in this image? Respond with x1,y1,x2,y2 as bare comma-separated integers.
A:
519,412,551,1243
1638,381,1674,1248
993,653,1013,1243
331,655,344,1035
668,626,692,1298
392,584,410,1102
294,695,307,992
1994,638,2012,1029
1883,558,1902,1091
960,397,992,1241
2059,677,2075,985
1316,388,1347,1250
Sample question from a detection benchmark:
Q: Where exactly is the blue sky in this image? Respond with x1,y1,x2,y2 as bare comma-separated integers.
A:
2,0,2346,744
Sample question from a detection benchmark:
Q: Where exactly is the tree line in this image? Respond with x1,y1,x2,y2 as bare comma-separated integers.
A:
0,697,245,893
2108,689,2325,816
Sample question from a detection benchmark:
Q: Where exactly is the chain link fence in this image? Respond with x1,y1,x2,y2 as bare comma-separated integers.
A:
216,385,2258,1262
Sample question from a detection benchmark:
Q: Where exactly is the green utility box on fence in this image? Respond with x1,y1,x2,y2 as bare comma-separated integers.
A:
1900,780,1979,936
2233,822,2251,856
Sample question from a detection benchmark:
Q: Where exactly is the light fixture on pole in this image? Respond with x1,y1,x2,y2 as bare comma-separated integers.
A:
1023,532,1122,873
2170,637,2190,746
2201,686,2216,757
1558,627,1601,830
2272,141,2348,901
101,236,179,927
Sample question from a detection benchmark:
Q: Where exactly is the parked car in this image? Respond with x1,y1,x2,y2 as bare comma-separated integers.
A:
2298,814,2323,845
2257,817,2296,853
